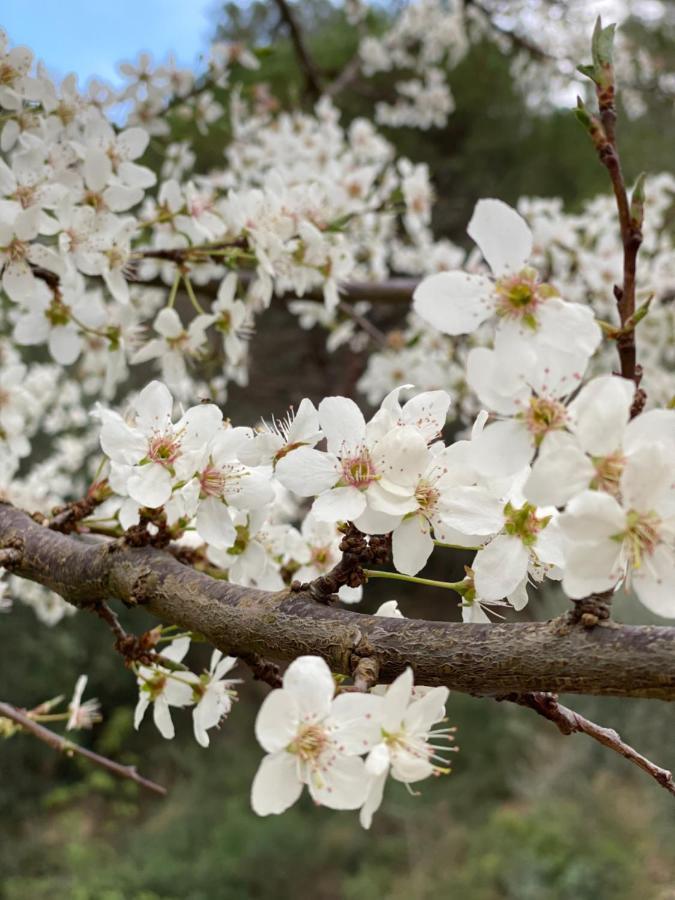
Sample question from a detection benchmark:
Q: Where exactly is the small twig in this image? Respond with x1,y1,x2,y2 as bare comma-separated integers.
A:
0,701,167,796
502,692,675,797
338,301,388,348
273,0,323,100
94,601,186,671
307,523,390,603
326,54,361,97
239,653,283,688
578,21,644,397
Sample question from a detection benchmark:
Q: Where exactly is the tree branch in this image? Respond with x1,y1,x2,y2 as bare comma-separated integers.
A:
272,0,323,100
0,700,166,796
2,502,675,699
502,692,675,797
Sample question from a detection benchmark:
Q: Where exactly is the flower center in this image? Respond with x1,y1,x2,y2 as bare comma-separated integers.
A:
340,449,377,489
147,432,181,466
415,479,439,511
523,396,568,444
591,452,626,496
382,725,455,776
503,501,549,547
13,184,36,208
5,237,27,263
288,723,328,761
494,267,558,328
617,510,662,570
199,465,227,498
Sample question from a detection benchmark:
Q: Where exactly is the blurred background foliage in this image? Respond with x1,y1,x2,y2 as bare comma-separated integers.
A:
2,3,675,898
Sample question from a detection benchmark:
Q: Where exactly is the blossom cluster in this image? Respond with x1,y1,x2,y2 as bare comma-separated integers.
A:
251,655,452,829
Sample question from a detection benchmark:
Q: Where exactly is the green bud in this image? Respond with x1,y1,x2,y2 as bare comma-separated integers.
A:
629,172,646,229
577,17,616,90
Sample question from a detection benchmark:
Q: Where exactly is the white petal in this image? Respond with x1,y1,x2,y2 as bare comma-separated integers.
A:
48,326,81,365
523,432,594,507
178,403,223,450
567,375,634,456
403,686,448,735
3,260,36,302
558,490,626,541
329,693,383,753
134,694,149,730
373,426,429,489
413,271,493,336
134,381,173,430
561,540,624,598
359,772,387,830
381,668,413,733
392,516,434,576
318,397,366,455
473,534,530,600
471,419,533,478
127,463,173,507
255,688,300,753
152,695,175,739
275,447,338,496
620,444,673,513
312,486,366,522
634,546,675,618
282,656,335,720
354,505,402,535
251,752,303,816
441,486,504,535
154,306,184,338
308,754,370,810
624,409,675,454
196,497,236,548
467,198,532,276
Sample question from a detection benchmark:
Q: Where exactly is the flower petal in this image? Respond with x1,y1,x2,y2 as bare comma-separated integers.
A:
413,271,493,336
473,534,530,601
467,198,532,276
282,656,335,720
255,688,300,753
251,752,303,816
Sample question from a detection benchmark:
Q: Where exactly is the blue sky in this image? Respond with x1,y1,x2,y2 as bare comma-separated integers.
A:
3,0,216,86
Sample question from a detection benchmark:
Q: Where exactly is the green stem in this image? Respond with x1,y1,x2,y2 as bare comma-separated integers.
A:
167,270,182,309
433,540,480,551
363,569,465,593
182,273,207,316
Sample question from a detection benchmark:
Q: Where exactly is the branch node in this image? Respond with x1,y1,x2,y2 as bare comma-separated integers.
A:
350,656,380,692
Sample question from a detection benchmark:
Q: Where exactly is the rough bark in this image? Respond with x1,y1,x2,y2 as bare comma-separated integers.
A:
2,503,675,700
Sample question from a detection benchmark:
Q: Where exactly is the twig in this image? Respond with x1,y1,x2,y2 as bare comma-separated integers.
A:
305,523,390,602
273,0,323,100
338,301,388,347
94,601,187,671
578,20,645,409
239,653,283,688
503,692,675,797
326,54,361,97
0,701,167,796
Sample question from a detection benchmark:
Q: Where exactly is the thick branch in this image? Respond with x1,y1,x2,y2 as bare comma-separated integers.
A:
273,0,323,100
503,692,675,796
0,701,166,796
2,503,675,699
